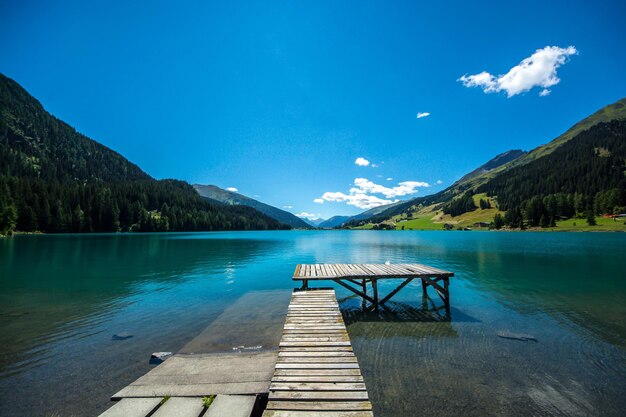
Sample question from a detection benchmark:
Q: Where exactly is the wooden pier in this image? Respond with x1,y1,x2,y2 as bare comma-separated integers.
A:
98,263,455,416
263,289,373,417
293,263,454,313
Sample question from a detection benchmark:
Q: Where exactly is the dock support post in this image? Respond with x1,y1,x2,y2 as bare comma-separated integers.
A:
362,279,367,309
301,279,308,290
443,277,450,315
372,279,379,307
421,279,428,308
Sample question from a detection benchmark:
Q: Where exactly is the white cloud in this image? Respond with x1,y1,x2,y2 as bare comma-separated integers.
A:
436,179,443,185
313,198,324,204
371,163,379,168
417,112,430,119
320,191,395,210
458,45,577,97
226,187,238,192
539,88,551,97
317,178,430,210
295,212,320,219
386,177,393,181
283,205,293,209
351,178,429,198
355,157,370,166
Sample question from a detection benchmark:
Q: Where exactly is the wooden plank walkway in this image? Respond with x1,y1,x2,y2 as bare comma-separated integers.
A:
293,263,454,313
263,289,373,417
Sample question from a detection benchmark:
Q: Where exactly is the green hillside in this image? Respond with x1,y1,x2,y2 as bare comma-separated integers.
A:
0,73,289,235
193,184,310,229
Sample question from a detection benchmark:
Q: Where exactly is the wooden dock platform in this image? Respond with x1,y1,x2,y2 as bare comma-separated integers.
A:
97,264,455,416
263,289,373,417
293,263,454,313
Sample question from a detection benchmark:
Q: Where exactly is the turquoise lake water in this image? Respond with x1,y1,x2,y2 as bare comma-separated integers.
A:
0,231,625,416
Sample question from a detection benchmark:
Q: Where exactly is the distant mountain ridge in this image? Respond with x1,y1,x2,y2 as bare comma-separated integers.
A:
318,215,351,228
193,184,310,229
302,217,325,227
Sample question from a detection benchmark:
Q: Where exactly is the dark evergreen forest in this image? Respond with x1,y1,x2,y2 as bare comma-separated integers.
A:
478,120,626,227
0,73,289,235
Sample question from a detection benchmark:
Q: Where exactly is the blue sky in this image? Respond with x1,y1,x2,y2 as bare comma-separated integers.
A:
2,1,625,219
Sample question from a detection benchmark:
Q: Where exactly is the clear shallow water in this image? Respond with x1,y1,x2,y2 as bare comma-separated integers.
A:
0,231,625,416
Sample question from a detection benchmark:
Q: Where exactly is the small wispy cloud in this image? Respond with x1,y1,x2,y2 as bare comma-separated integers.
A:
417,112,430,119
386,177,393,181
226,187,239,192
355,157,370,167
539,89,551,97
436,179,443,185
313,198,324,204
283,205,293,209
458,45,577,97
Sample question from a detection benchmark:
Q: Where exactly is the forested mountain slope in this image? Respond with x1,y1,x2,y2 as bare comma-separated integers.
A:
0,73,289,234
478,120,626,227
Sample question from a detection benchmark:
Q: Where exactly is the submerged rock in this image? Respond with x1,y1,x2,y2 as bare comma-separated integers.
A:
497,331,537,342
150,351,173,364
112,332,133,340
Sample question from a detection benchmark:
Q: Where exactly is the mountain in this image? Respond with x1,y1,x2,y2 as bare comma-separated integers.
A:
0,73,290,234
193,184,310,229
318,215,351,228
303,218,325,227
456,149,526,184
346,98,626,230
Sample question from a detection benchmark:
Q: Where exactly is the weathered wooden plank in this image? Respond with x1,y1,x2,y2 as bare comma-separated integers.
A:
280,341,352,347
286,312,341,316
273,369,361,376
279,351,354,357
281,336,349,341
270,382,366,391
283,329,347,333
285,317,342,322
275,362,359,369
277,357,358,363
268,390,369,400
264,411,373,417
283,324,345,328
266,400,372,411
288,304,338,308
279,346,353,352
282,334,350,341
272,375,364,383
97,398,162,417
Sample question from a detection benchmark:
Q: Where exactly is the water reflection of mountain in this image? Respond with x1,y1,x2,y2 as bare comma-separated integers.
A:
0,233,282,376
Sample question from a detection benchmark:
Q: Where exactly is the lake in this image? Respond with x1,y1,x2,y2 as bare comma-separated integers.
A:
1,231,625,416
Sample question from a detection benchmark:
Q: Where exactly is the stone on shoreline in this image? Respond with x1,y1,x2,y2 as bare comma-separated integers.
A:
150,351,173,364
